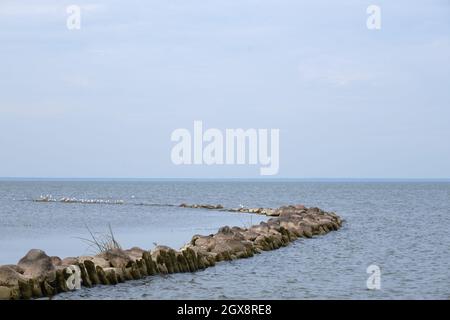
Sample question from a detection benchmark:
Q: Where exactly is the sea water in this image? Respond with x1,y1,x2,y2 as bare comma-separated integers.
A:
0,180,448,299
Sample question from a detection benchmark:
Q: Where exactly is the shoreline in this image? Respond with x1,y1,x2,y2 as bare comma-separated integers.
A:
0,204,343,300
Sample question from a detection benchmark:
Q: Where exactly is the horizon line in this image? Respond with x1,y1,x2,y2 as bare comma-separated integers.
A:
0,177,449,182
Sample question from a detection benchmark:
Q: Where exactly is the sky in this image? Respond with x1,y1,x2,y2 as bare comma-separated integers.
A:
0,0,449,179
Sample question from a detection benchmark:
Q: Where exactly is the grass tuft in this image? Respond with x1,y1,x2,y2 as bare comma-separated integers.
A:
78,223,122,254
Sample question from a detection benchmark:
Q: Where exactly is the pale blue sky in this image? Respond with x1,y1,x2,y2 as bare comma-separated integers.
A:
0,0,449,178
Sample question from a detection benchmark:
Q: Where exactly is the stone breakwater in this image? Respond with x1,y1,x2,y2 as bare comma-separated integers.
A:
179,203,279,216
34,195,125,205
0,204,343,300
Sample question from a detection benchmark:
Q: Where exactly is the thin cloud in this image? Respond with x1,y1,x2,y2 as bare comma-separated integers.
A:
298,56,378,87
0,1,104,17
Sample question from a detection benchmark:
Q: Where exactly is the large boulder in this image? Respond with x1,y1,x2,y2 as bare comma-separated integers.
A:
0,265,28,287
152,246,177,273
78,256,110,268
0,285,20,300
241,230,260,241
191,235,216,252
50,256,62,267
17,249,55,278
264,209,279,216
124,247,145,261
217,226,233,235
214,226,247,242
306,207,321,216
249,223,270,235
61,257,78,266
98,249,133,268
1,265,24,274
211,236,253,259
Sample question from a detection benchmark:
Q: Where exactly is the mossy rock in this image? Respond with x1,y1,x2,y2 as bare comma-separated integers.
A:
96,266,110,285
55,269,69,293
137,259,148,277
76,263,92,288
41,280,56,297
0,286,20,300
104,268,118,285
130,262,142,280
18,279,33,299
84,260,100,285
142,251,157,275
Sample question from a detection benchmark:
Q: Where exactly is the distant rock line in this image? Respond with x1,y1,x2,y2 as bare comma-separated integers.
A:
179,203,279,216
32,196,179,207
33,195,125,205
32,197,284,215
31,198,282,215
0,204,343,300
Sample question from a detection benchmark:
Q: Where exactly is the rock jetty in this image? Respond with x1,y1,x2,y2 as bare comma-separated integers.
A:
0,204,343,300
34,195,124,205
180,203,280,216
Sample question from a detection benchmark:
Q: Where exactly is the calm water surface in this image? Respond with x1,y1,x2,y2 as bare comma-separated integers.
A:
0,180,449,299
